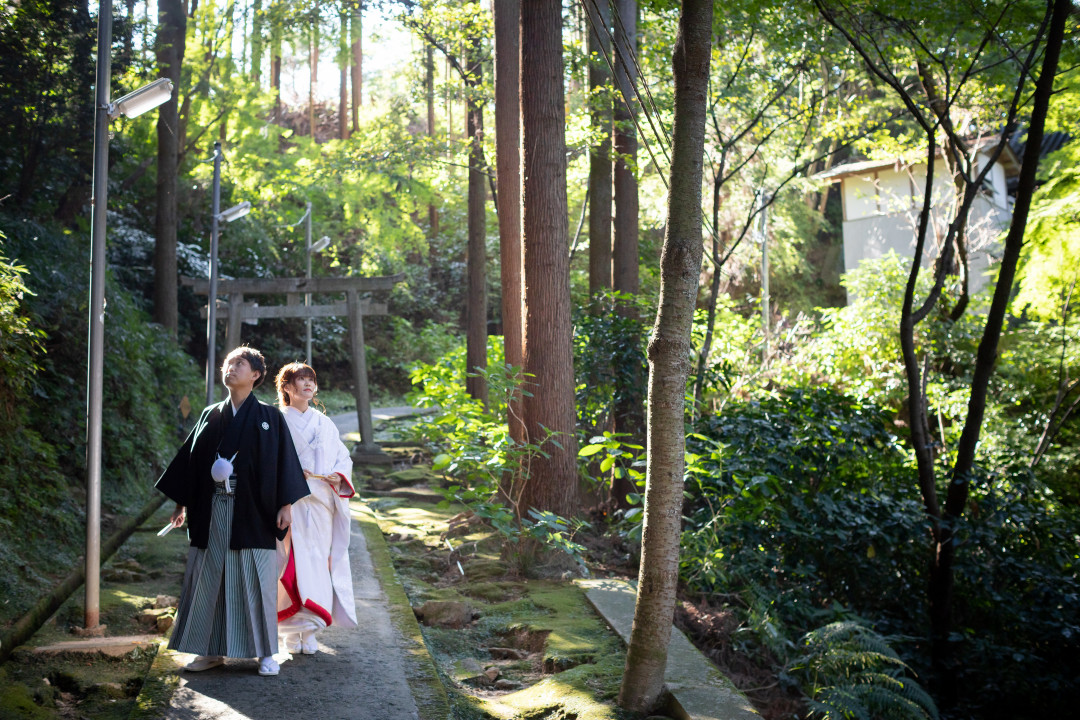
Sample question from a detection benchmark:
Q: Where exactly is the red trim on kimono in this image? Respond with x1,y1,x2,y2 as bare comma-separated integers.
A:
337,473,356,499
278,546,302,621
277,544,335,626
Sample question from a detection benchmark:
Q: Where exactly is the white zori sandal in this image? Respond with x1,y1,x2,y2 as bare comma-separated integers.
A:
185,655,224,672
257,656,280,676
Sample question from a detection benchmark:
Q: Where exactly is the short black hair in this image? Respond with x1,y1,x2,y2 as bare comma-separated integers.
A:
222,346,267,388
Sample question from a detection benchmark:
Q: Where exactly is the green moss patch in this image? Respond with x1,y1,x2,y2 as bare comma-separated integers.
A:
0,505,187,719
371,501,631,720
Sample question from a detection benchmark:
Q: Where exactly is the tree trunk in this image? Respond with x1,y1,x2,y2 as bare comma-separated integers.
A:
494,0,523,442
309,18,318,138
611,0,645,450
618,0,712,711
519,0,579,519
153,0,187,337
612,0,639,305
339,8,349,139
271,15,282,119
53,0,95,225
426,43,440,270
250,0,263,82
465,33,488,406
930,0,1069,696
586,0,612,301
351,1,362,131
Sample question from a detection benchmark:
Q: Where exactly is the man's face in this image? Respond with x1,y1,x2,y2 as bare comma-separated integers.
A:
222,355,260,390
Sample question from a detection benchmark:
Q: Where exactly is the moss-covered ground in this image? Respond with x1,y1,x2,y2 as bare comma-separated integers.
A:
0,504,188,720
366,496,639,720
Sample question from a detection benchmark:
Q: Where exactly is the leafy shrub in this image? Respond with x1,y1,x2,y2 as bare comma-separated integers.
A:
0,214,201,622
405,340,589,573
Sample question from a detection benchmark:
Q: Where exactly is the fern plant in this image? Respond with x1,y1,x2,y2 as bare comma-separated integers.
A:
794,621,938,720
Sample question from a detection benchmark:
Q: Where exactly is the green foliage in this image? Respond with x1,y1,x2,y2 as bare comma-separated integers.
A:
0,233,45,418
573,291,650,434
0,214,201,622
796,621,938,720
406,342,589,573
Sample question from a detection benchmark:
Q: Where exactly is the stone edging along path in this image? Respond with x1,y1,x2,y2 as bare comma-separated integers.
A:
577,579,761,720
130,505,451,720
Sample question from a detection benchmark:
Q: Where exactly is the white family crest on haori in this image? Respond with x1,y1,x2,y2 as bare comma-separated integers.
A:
277,405,358,635
261,421,270,430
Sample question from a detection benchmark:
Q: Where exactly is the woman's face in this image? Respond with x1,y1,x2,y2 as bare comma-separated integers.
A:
286,375,317,404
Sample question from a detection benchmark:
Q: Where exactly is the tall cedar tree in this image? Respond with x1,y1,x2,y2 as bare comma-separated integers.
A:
612,0,639,305
618,0,712,711
152,0,186,335
586,0,613,299
494,0,524,442
465,29,488,405
519,0,579,519
611,0,645,496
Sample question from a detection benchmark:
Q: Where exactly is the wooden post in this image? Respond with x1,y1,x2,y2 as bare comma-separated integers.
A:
346,289,383,459
225,293,244,358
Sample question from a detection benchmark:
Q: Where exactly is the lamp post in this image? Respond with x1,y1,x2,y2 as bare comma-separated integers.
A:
204,140,251,407
307,226,331,366
85,0,173,632
757,191,771,362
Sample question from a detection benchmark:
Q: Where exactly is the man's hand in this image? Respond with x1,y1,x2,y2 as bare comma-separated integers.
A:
277,504,292,530
170,504,186,529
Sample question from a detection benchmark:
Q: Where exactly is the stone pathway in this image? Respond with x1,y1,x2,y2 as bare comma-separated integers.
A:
157,520,423,720
137,414,450,720
330,406,430,436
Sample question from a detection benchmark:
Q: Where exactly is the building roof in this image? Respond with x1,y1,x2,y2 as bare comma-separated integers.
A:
813,136,1023,183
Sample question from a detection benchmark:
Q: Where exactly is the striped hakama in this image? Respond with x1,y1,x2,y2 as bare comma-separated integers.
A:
169,481,278,658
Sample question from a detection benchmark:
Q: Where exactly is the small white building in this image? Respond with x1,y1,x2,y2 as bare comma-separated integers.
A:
816,142,1021,298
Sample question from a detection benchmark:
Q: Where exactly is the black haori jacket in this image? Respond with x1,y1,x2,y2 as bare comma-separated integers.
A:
156,393,310,550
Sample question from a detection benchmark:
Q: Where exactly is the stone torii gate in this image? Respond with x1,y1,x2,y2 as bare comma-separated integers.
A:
183,273,404,461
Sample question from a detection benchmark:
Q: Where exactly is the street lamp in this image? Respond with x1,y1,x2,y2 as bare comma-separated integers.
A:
295,199,332,366
306,232,332,365
205,141,250,407
85,0,173,632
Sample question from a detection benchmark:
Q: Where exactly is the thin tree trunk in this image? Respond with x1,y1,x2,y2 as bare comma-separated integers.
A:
339,8,348,139
351,1,362,131
519,0,579,519
586,0,613,301
309,15,319,138
251,0,263,83
53,0,94,225
930,0,1069,695
612,0,639,305
611,0,644,452
153,0,187,336
465,32,488,406
426,43,440,271
271,14,282,119
618,0,712,710
494,0,523,442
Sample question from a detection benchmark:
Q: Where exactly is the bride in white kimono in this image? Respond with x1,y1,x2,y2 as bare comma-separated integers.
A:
274,362,358,655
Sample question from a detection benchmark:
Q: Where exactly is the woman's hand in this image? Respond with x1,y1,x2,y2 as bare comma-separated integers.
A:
277,504,293,530
170,504,186,529
303,469,314,479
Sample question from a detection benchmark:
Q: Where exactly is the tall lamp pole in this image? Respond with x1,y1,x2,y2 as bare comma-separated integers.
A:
205,142,223,408
86,0,173,631
85,0,113,633
304,202,313,366
758,191,771,362
203,143,250,407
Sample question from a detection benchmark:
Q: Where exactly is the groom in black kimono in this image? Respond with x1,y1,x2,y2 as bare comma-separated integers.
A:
157,345,309,676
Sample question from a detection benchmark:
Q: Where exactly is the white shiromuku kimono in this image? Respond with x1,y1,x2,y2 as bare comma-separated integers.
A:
277,405,358,636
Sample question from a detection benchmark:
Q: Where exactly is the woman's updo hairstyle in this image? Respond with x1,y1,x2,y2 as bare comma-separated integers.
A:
276,362,317,408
